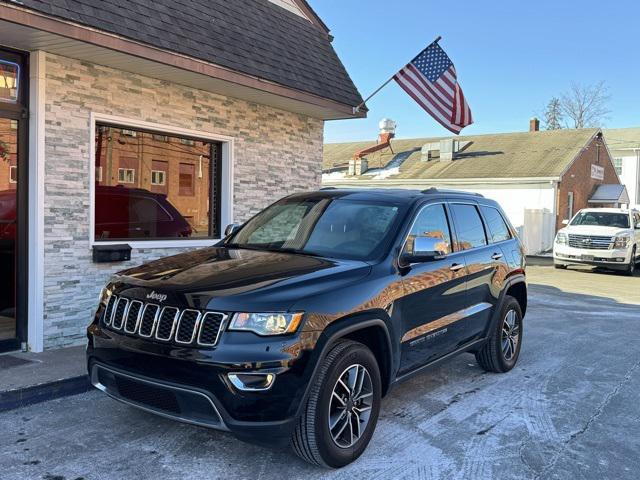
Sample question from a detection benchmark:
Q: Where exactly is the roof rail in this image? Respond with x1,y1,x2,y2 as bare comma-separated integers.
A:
421,187,484,197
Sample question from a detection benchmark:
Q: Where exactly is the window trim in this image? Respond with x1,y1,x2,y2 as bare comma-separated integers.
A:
8,164,17,183
478,205,513,245
117,167,136,184
398,201,458,265
150,169,166,186
89,113,234,248
448,201,490,252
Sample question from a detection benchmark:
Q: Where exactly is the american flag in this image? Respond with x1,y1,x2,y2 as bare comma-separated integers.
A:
394,42,472,134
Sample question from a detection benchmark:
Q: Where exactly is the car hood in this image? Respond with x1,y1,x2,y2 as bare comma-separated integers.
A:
112,247,372,312
560,225,630,237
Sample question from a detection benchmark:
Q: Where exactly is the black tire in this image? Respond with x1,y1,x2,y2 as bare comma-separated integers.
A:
291,339,381,468
554,262,567,269
475,296,523,373
623,247,636,276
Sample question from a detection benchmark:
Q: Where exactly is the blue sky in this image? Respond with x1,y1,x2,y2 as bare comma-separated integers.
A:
309,0,640,143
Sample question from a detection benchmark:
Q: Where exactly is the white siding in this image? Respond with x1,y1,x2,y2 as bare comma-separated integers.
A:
614,154,640,207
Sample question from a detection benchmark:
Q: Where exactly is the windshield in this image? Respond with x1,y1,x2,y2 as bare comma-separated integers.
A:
226,197,405,260
570,211,630,228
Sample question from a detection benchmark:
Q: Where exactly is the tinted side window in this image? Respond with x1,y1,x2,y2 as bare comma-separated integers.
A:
403,204,452,255
481,206,511,243
450,203,487,250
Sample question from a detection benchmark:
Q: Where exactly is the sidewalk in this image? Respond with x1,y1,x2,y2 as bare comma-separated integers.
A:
0,345,90,412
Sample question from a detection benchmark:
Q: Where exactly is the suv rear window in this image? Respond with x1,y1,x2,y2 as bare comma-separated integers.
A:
481,206,511,243
449,203,487,250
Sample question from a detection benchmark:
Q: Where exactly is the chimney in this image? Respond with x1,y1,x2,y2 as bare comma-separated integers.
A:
529,117,540,132
439,139,455,161
351,119,396,163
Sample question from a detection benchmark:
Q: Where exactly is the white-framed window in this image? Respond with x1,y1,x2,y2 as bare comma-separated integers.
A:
613,158,623,176
117,168,136,184
121,129,137,137
151,170,166,186
180,138,195,146
566,191,574,221
95,166,103,183
153,134,169,142
91,113,234,247
9,165,17,183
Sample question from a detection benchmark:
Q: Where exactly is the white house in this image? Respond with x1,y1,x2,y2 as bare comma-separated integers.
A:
604,128,640,208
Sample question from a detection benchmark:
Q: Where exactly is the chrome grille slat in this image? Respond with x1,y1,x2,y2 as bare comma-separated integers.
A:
124,300,144,334
138,304,160,338
155,307,180,341
103,295,117,326
176,310,202,344
102,295,225,347
112,298,129,330
198,312,228,347
568,234,613,250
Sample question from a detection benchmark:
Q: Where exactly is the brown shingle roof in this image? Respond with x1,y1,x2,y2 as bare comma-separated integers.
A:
5,0,363,108
324,129,599,180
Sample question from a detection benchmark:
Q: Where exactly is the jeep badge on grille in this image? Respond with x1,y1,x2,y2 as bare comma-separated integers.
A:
146,291,168,303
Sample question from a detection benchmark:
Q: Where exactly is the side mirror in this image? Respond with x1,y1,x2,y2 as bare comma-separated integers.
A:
402,236,448,264
225,223,240,236
561,219,569,226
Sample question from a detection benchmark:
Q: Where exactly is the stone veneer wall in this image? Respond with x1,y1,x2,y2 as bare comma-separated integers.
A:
43,53,323,348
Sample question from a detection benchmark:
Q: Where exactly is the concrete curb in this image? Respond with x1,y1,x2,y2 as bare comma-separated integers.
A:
0,375,91,412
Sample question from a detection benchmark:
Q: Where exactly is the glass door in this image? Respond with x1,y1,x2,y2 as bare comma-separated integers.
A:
0,116,18,345
0,47,26,351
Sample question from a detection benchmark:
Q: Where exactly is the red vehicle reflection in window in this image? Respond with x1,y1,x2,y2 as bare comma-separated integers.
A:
95,186,192,240
0,186,193,241
0,189,16,240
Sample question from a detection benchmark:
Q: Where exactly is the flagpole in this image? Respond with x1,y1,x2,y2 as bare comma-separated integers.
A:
353,35,442,114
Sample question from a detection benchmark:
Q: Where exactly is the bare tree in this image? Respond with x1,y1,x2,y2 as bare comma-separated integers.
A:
543,97,563,130
559,81,610,128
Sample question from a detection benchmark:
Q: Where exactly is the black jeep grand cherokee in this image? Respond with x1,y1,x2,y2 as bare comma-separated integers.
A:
87,188,526,468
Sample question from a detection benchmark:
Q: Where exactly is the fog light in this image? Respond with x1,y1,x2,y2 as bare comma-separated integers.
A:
228,373,275,391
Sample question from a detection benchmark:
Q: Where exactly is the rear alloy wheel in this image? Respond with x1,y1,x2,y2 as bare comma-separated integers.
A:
291,340,381,468
476,296,523,373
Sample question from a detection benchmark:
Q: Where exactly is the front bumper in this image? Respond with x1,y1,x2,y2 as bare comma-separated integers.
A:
553,244,632,269
87,320,318,446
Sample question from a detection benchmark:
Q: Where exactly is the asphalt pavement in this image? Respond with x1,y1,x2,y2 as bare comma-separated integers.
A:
1,266,639,480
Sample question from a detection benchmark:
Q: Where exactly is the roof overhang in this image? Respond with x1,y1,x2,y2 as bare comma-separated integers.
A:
0,3,365,120
588,184,630,204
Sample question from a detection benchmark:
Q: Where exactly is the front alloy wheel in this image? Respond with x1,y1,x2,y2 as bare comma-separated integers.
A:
328,364,374,448
291,340,381,468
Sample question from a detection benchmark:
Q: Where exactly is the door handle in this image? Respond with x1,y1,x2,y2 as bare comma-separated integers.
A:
491,253,503,260
450,263,465,272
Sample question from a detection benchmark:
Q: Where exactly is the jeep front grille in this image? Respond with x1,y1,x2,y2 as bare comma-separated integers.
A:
101,294,227,347
568,234,613,250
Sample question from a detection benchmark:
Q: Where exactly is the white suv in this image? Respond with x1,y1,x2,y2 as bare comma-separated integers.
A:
554,208,640,275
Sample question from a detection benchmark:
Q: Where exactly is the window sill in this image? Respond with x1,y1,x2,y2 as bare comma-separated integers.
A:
91,239,220,249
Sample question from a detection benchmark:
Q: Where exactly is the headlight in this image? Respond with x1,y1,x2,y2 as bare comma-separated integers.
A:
555,232,568,245
613,234,630,249
229,312,304,336
98,286,111,304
